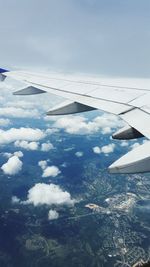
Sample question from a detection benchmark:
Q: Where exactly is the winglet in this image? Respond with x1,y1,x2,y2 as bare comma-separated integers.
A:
0,68,9,81
0,68,9,73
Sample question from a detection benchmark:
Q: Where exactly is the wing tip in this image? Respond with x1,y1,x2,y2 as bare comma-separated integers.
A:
0,68,9,73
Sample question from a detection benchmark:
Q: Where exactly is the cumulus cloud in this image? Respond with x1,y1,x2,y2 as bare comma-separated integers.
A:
1,155,23,175
22,183,75,206
101,144,115,154
93,146,101,154
38,160,60,178
0,127,46,146
120,140,129,147
42,166,60,178
38,160,48,170
75,151,83,157
3,151,23,159
0,107,40,118
14,151,23,158
12,196,20,204
93,144,115,155
3,152,13,158
48,209,59,220
41,142,54,152
14,140,39,150
14,140,54,152
52,113,123,135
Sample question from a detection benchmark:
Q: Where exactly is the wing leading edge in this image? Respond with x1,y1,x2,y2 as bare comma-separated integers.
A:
2,69,150,174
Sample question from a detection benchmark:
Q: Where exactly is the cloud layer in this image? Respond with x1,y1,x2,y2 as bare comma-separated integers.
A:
52,113,123,135
0,127,46,146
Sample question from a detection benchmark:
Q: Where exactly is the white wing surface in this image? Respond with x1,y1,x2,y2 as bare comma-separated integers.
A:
2,69,150,174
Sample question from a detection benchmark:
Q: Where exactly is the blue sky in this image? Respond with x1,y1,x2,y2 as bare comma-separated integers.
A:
0,0,150,77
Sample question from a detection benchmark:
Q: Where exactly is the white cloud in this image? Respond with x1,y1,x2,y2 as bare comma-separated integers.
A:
45,128,59,134
93,144,115,155
3,151,23,158
0,107,40,118
14,151,23,158
0,118,10,127
52,113,123,135
64,146,75,152
1,155,23,175
3,152,13,158
14,140,39,150
22,183,75,206
101,126,112,134
0,127,46,146
48,209,59,220
14,140,54,152
38,160,48,170
93,146,101,154
38,160,61,177
12,196,20,204
42,166,60,178
120,140,129,147
75,151,83,157
101,144,115,154
41,142,54,152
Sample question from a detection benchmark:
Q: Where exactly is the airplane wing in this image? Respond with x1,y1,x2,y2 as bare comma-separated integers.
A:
1,68,150,174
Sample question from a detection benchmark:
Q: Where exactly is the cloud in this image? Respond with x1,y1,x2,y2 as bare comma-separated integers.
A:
48,209,59,220
1,155,23,175
101,127,112,134
14,151,23,158
0,118,10,127
38,160,47,170
14,140,39,150
75,151,83,157
41,142,54,152
42,166,61,178
22,183,75,206
38,160,60,178
0,107,40,118
52,113,123,135
93,144,115,155
3,152,13,158
120,140,129,147
101,144,115,154
3,151,23,159
93,146,101,154
12,196,20,204
0,127,46,146
14,140,54,152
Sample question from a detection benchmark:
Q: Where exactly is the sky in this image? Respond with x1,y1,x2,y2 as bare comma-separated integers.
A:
0,0,150,77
